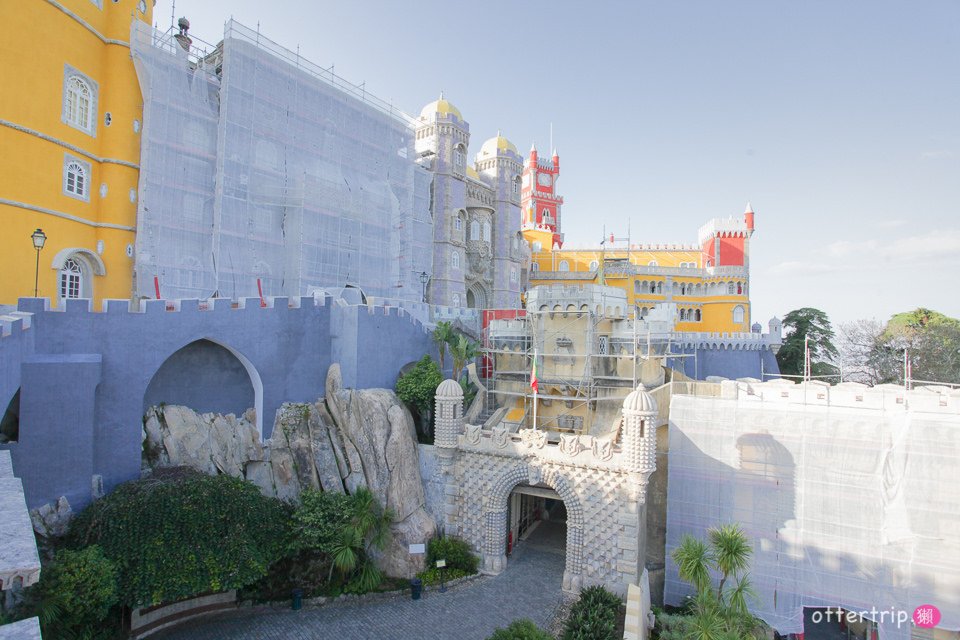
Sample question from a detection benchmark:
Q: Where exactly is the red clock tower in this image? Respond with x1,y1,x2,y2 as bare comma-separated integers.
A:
520,143,564,248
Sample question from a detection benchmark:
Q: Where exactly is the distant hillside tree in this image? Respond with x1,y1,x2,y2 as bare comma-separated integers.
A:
839,309,960,385
776,308,839,381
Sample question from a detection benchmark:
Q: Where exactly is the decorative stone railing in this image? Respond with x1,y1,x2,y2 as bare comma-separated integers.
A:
458,426,625,470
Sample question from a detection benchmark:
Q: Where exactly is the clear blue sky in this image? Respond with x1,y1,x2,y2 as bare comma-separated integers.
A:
154,0,960,327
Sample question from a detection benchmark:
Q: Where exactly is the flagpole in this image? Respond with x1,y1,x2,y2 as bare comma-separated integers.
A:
532,349,538,430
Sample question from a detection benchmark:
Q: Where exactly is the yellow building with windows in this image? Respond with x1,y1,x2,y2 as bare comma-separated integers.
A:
520,142,757,334
0,0,153,308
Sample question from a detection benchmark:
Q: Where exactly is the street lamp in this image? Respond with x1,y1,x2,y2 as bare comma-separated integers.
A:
30,228,46,298
418,271,429,303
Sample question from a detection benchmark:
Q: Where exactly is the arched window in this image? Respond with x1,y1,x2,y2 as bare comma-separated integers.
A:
63,157,89,200
648,260,658,266
733,305,745,323
482,221,491,242
452,293,461,307
558,260,570,272
64,73,95,134
695,309,702,321
679,309,686,321
454,215,462,231
589,260,599,271
59,258,84,300
452,251,460,269
531,241,542,253
531,262,539,272
656,282,662,294
737,282,743,294
470,220,480,240
454,145,465,169
728,282,736,295
513,177,521,195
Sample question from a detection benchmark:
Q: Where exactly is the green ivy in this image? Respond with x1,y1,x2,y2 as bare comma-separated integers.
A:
395,355,443,416
289,489,354,554
66,471,291,607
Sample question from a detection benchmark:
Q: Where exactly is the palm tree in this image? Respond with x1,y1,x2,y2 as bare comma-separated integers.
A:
672,534,712,594
328,488,394,592
708,524,751,602
432,321,454,372
449,334,479,382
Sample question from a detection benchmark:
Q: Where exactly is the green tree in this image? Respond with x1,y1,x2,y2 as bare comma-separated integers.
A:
328,487,394,592
432,321,455,372
395,355,443,441
776,307,839,380
290,490,354,554
30,545,119,639
670,524,761,640
449,333,480,382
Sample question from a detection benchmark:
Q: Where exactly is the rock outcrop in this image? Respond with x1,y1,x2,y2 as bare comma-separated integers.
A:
141,363,435,577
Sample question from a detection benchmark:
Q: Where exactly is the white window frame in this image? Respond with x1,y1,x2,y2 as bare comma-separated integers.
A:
452,251,460,270
63,155,91,201
62,65,98,137
59,257,85,300
733,305,745,324
558,260,570,272
589,260,599,271
452,293,461,307
482,221,491,242
455,216,462,231
454,145,465,168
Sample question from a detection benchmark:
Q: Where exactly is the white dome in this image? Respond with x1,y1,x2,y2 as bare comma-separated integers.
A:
436,379,464,398
622,384,657,414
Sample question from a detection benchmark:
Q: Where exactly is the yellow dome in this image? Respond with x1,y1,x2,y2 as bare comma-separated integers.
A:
420,95,462,121
479,133,517,157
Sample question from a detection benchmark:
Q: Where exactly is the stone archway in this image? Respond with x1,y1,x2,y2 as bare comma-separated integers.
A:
466,282,488,310
481,462,584,592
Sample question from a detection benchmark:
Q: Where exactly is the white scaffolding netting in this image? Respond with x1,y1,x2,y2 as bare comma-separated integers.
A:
665,389,960,640
131,20,432,301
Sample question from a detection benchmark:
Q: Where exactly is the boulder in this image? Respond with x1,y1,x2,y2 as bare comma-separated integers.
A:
30,496,73,538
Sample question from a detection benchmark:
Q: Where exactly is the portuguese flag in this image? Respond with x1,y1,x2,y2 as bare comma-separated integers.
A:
530,350,539,394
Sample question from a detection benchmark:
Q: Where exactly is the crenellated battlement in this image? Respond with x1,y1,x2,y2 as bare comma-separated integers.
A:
688,378,960,414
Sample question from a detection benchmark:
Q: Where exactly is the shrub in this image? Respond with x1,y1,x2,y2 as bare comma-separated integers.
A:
563,585,622,640
426,535,479,574
487,618,553,640
32,545,118,639
67,470,291,607
290,489,354,553
415,567,468,586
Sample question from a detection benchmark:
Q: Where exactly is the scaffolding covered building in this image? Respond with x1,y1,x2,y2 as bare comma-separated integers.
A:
130,20,432,302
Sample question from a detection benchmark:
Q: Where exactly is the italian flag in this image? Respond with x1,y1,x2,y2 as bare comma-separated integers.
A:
530,351,539,394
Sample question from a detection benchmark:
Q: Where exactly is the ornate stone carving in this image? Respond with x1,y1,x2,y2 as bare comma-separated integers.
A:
492,426,509,448
519,428,547,449
592,437,614,462
559,434,583,457
464,423,482,446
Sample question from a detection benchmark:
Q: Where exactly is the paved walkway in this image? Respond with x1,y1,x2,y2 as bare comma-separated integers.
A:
155,521,570,640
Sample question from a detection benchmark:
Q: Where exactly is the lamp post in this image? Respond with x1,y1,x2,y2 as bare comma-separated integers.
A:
31,228,46,298
419,271,429,303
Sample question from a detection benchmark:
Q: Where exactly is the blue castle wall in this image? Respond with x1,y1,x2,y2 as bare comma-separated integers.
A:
0,296,437,510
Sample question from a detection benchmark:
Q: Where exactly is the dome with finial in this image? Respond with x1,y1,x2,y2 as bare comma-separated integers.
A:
419,93,462,121
479,131,518,158
436,378,464,398
622,383,657,414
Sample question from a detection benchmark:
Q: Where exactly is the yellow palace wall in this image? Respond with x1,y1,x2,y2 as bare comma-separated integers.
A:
528,248,751,334
0,0,152,307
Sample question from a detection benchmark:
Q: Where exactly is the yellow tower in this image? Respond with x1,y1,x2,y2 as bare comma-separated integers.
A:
0,0,153,308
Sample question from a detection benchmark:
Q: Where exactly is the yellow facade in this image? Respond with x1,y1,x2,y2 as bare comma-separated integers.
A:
0,0,153,308
527,246,751,334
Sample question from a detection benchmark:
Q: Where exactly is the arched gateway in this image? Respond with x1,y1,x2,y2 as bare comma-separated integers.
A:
432,380,658,594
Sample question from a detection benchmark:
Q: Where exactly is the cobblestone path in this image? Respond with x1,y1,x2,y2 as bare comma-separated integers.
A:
155,521,569,640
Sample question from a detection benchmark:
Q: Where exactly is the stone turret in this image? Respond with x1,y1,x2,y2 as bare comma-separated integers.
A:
621,384,657,477
434,379,464,450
